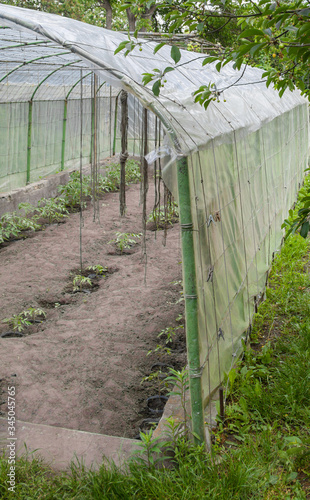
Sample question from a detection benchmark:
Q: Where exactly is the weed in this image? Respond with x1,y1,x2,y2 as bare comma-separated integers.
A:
282,170,310,238
0,235,310,498
165,368,190,438
108,232,142,253
131,429,169,470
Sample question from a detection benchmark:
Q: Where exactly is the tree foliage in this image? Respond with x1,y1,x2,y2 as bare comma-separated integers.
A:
117,1,310,237
120,0,310,105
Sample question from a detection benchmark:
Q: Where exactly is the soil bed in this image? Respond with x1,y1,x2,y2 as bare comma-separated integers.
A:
0,169,185,438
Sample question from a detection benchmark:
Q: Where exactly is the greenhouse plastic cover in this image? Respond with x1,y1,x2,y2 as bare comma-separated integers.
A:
0,4,309,411
0,3,307,157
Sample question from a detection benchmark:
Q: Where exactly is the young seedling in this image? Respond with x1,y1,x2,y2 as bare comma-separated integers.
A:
72,275,92,292
86,265,107,276
148,202,179,228
2,307,46,333
18,202,37,218
57,171,90,209
37,197,69,223
23,307,46,322
147,325,182,358
109,232,142,253
0,212,41,244
141,370,170,396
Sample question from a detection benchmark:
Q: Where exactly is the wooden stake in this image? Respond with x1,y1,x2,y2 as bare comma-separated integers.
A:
120,90,128,217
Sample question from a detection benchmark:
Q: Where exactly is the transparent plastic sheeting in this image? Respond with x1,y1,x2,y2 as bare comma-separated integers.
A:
0,89,114,191
0,71,152,191
0,4,308,406
182,105,308,405
0,3,307,157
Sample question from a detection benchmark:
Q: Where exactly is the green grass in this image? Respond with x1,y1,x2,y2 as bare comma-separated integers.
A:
1,235,310,499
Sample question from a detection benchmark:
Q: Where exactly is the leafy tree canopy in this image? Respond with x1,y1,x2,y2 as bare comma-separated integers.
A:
119,0,310,107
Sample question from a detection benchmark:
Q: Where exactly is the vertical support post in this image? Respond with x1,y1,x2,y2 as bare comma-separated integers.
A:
109,86,112,156
26,100,33,184
219,387,225,421
177,156,205,447
112,94,119,156
90,73,95,164
61,99,67,171
142,108,148,228
93,74,98,171
79,69,83,273
119,90,128,216
91,73,99,221
142,108,149,283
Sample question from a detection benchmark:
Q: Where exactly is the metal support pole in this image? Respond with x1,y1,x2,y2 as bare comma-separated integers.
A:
61,99,67,171
177,156,205,447
26,100,33,184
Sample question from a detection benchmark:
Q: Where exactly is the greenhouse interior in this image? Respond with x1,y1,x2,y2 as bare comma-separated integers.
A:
0,3,309,450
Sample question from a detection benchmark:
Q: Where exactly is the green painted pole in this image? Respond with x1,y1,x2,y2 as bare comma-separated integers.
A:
90,76,95,164
177,156,205,447
61,99,67,171
26,100,33,184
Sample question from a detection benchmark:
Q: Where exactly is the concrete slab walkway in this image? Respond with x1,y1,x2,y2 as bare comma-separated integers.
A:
0,417,140,471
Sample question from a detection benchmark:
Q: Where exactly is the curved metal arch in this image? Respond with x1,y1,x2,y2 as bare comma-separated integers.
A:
65,71,92,100
0,50,75,84
0,40,52,51
30,59,82,101
27,59,82,183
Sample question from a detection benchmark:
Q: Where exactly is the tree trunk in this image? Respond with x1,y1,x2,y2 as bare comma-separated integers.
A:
100,0,112,30
140,6,157,32
126,8,136,32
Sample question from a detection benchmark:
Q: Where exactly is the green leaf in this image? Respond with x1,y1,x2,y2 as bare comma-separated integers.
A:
249,43,266,56
216,61,222,72
202,56,219,66
263,28,272,36
163,66,174,75
154,42,166,54
152,80,161,97
240,28,265,38
268,475,278,485
299,8,310,16
300,221,310,238
286,471,298,483
171,45,181,64
114,41,129,55
142,73,154,85
284,436,302,445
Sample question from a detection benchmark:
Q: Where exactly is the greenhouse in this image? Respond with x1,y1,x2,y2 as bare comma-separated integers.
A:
0,3,308,451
